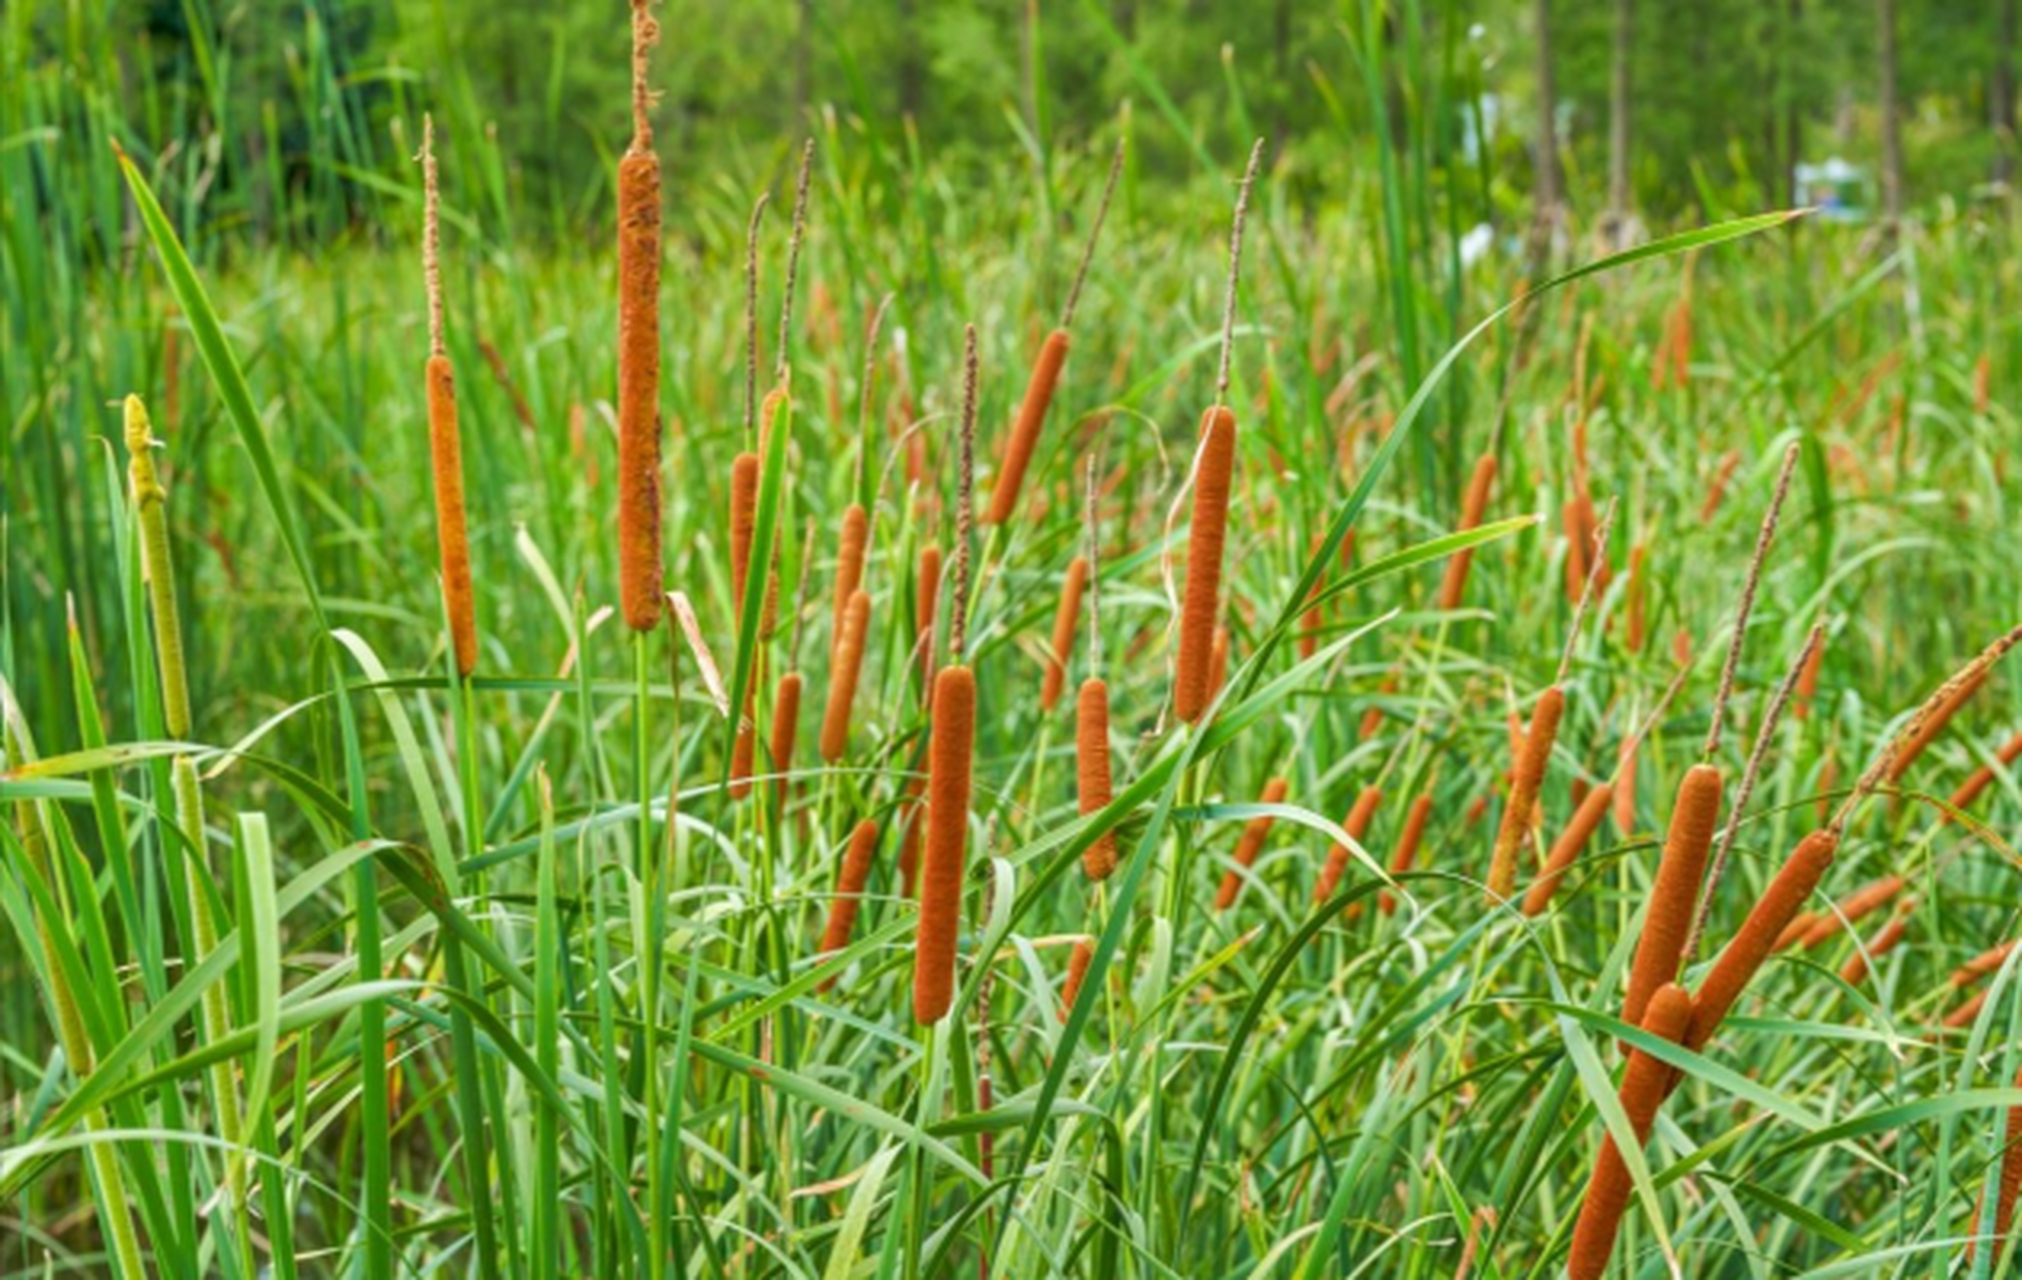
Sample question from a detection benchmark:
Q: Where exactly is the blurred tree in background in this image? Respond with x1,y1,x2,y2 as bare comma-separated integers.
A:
4,0,2018,254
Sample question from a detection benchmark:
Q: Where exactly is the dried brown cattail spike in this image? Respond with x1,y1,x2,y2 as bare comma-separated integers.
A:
1316,785,1383,905
1566,983,1694,1280
1438,454,1498,610
419,119,478,677
1621,763,1723,1034
985,329,1070,526
1214,777,1290,911
1077,678,1118,881
820,589,872,763
913,663,976,1025
1487,686,1565,902
616,0,664,632
1684,829,1837,1050
1174,407,1237,723
1953,941,2019,988
1041,556,1090,712
831,503,869,653
1799,875,1905,949
1838,900,1912,985
816,818,881,989
1058,938,1096,1024
768,671,802,807
1522,782,1615,916
1379,794,1435,916
1945,730,2022,820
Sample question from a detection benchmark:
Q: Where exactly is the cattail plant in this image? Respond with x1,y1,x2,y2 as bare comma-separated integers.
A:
1379,793,1434,915
820,589,872,762
1521,781,1614,916
1945,729,2022,819
767,521,817,806
916,542,942,696
1173,139,1263,725
1945,991,1992,1030
1798,875,1906,949
125,397,190,736
418,120,477,676
1624,541,1647,653
817,818,880,989
914,325,981,1027
1793,630,1825,719
1059,937,1095,1024
1487,687,1563,901
1567,983,1694,1280
1953,941,2019,988
831,503,869,654
1684,829,1837,1050
1838,898,1912,985
1214,777,1291,910
1437,453,1497,610
898,772,926,899
1077,457,1118,881
985,139,1122,525
1888,669,1991,785
1965,1071,2022,1266
1621,763,1722,1032
1041,555,1088,712
1316,784,1383,904
616,0,663,632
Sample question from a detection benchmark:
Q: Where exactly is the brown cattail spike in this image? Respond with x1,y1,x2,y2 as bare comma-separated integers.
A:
1041,556,1089,712
916,543,942,693
985,329,1070,526
1523,782,1615,916
913,663,976,1025
1888,669,1990,785
1684,829,1837,1051
1487,686,1565,901
1621,763,1723,1034
1077,678,1118,881
831,503,869,651
1438,453,1497,610
820,590,872,763
1059,938,1096,1024
817,818,881,989
1953,941,2019,988
775,138,814,387
1966,1070,2022,1265
1315,785,1383,905
1214,778,1290,910
419,121,478,678
1379,794,1435,916
769,671,802,806
1945,729,2022,820
616,1,664,632
1566,983,1694,1280
1799,875,1905,949
1174,406,1237,723
1838,903,1911,985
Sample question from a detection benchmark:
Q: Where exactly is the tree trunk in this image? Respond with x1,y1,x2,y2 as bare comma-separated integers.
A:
1996,0,2017,186
1534,0,1562,221
1876,0,1904,222
1607,0,1632,225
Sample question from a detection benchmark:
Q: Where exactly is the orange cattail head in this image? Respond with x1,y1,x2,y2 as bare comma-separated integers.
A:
1624,542,1648,653
1799,874,1906,949
768,670,803,806
1685,828,1836,1050
1522,781,1614,917
1077,677,1118,881
831,503,869,649
1437,453,1497,610
916,543,942,693
1621,763,1723,1033
1059,938,1095,1024
986,328,1070,525
616,141,664,631
817,818,881,989
820,589,872,763
730,452,759,619
913,664,976,1025
426,354,478,676
1379,794,1435,916
1888,669,1990,784
1567,983,1694,1280
1487,686,1565,901
1944,728,2022,820
1214,777,1290,911
1042,556,1089,712
1316,784,1383,905
1174,406,1237,723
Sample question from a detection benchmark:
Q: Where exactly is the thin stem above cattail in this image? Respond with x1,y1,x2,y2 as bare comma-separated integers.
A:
743,191,769,436
419,120,477,678
952,325,978,659
1060,137,1126,331
1703,442,1800,758
1215,138,1266,409
775,138,814,388
1557,496,1616,683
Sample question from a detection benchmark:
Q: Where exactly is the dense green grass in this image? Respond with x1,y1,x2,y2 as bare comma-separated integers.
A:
10,20,2022,1279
